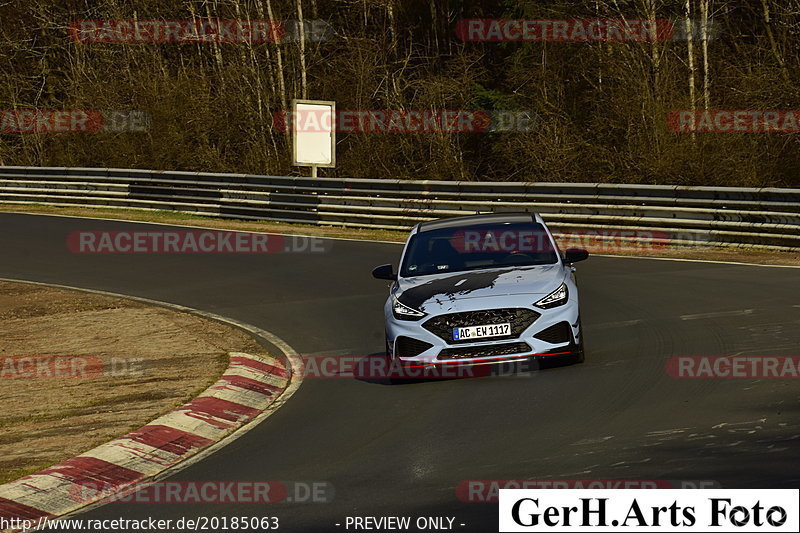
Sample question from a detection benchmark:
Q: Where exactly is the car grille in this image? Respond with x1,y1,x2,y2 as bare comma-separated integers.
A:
438,341,532,360
422,308,540,344
534,321,572,344
395,336,434,358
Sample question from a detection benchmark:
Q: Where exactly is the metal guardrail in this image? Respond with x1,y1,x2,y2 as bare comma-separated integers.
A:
0,166,799,250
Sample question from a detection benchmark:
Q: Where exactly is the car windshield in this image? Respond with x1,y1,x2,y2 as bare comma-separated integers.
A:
400,222,559,277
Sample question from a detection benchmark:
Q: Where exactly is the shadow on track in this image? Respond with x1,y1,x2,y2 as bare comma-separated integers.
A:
352,352,583,386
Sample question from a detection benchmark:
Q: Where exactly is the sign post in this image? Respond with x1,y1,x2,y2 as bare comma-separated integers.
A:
291,99,335,177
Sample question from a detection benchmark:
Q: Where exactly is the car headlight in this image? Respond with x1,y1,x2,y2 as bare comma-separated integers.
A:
534,283,569,309
392,296,427,321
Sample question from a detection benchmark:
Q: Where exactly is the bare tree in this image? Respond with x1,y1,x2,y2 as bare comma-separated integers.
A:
700,0,712,110
264,0,287,111
684,0,697,140
296,0,308,99
761,0,790,82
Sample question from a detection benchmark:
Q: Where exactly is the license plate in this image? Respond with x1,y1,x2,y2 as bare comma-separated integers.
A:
452,323,511,341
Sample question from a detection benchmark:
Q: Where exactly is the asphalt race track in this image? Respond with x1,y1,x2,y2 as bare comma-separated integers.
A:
2,212,799,532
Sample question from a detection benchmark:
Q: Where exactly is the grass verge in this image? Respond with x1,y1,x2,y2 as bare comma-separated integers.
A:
0,281,270,484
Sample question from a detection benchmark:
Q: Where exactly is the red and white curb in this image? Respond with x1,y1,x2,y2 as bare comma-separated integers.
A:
0,352,291,528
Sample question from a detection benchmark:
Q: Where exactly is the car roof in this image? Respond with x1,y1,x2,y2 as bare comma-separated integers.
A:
417,213,540,233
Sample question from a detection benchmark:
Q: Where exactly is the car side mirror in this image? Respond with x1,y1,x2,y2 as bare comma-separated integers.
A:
372,264,397,281
564,248,589,263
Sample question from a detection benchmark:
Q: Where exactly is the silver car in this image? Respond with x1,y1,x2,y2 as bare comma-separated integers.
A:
372,213,588,374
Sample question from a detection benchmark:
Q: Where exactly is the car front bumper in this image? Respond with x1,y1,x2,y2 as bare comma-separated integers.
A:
385,300,580,366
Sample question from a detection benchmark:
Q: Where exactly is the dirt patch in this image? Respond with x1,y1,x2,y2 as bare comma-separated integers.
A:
0,281,270,484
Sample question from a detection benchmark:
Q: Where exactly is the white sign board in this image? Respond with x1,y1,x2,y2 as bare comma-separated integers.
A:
292,99,335,170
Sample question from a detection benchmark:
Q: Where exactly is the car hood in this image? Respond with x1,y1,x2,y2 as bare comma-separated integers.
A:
395,264,565,312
